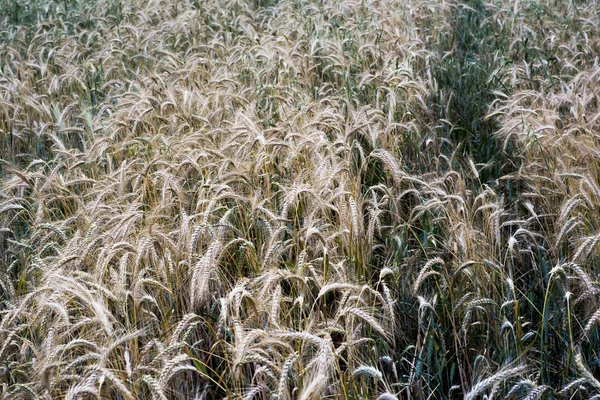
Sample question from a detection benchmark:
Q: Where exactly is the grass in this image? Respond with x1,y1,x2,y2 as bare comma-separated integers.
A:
2,0,600,399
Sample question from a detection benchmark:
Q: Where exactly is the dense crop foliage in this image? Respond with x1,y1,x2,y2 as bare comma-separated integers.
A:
2,0,600,398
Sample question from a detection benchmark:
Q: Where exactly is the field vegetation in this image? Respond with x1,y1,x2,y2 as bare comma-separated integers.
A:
2,0,600,398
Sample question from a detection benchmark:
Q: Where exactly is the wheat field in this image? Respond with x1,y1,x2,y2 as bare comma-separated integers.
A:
1,0,600,399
